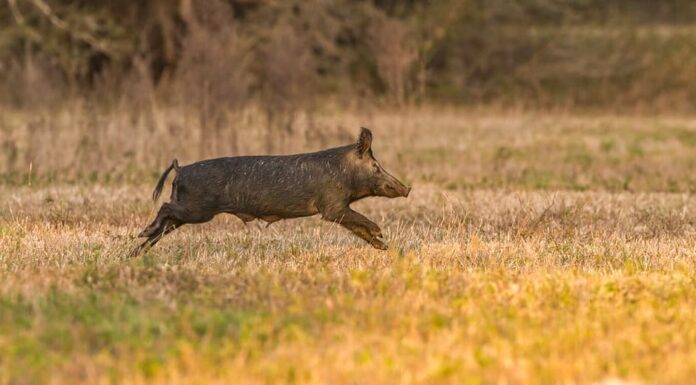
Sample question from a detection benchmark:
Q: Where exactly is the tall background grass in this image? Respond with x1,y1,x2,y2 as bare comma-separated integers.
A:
3,0,696,182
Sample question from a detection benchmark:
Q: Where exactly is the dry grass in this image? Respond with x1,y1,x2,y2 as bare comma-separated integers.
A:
1,110,696,384
2,106,696,192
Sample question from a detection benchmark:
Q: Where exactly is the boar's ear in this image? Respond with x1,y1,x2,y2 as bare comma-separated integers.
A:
357,127,372,157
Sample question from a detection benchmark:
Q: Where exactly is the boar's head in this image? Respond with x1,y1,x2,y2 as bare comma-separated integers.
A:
347,127,411,199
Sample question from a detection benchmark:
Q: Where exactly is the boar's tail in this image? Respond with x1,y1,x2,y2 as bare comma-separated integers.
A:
152,159,179,202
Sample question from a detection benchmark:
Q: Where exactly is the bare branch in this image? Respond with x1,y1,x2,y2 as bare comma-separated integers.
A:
8,0,26,24
27,0,113,55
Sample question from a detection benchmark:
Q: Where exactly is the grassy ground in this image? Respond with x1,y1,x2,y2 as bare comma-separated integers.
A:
1,111,696,384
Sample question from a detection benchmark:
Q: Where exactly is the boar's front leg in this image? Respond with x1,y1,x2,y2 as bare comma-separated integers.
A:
323,208,388,250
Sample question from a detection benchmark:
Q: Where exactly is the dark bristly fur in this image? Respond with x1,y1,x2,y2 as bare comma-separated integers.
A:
131,127,410,256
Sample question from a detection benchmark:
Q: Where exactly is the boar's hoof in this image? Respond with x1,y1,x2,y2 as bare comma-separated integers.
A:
370,238,388,250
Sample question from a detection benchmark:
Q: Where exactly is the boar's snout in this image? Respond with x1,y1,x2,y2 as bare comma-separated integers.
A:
396,183,411,198
381,176,411,198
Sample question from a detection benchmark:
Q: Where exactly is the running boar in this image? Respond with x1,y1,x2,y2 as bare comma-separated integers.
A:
132,127,410,255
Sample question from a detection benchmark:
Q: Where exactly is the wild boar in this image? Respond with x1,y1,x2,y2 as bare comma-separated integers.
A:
132,127,410,255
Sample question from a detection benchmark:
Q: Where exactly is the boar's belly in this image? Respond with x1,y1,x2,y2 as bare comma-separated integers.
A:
226,190,320,219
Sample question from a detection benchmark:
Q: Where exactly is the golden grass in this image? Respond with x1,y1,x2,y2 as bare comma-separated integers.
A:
1,182,695,385
1,110,696,384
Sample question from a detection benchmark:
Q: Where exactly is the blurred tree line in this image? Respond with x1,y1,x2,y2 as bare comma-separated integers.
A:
3,0,696,110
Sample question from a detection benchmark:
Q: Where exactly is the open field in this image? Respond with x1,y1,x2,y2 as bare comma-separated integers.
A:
3,107,696,192
1,111,696,384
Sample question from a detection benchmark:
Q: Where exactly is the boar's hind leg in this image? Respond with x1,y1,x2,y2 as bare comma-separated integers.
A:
323,208,388,250
139,202,189,238
132,202,210,257
130,219,181,257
